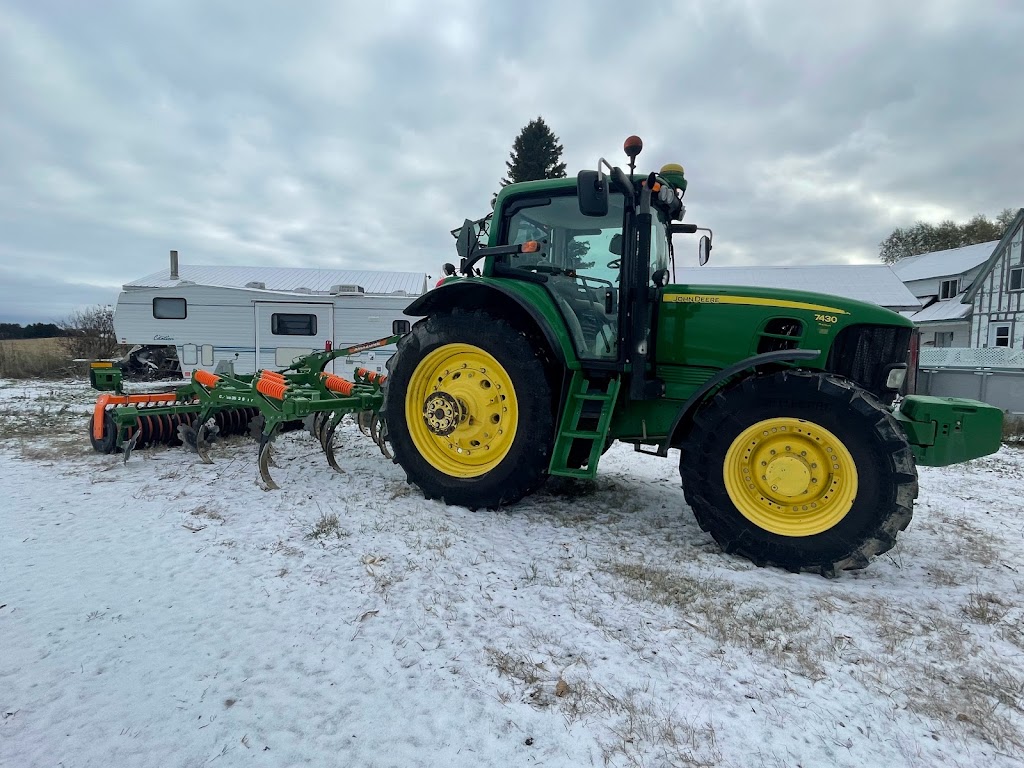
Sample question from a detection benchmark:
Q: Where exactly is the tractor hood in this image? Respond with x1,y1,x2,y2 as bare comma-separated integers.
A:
662,283,914,329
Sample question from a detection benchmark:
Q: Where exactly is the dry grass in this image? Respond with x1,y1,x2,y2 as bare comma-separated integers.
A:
0,402,83,442
604,561,828,678
0,338,81,379
190,504,225,523
900,656,1024,752
485,646,721,767
306,511,346,540
608,559,1024,755
18,441,93,461
1004,414,1024,443
600,691,721,768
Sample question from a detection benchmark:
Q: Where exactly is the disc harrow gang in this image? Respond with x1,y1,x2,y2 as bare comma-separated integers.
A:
87,335,401,488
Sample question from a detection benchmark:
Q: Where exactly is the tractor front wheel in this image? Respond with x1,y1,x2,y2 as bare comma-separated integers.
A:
385,310,555,508
681,370,918,576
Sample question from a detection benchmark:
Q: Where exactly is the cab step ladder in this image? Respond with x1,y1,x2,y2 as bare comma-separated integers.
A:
548,372,621,479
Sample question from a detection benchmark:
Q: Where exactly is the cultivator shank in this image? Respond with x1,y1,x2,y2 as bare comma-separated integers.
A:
88,336,401,488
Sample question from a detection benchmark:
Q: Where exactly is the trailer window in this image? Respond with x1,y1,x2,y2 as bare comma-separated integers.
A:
153,298,187,319
271,313,317,336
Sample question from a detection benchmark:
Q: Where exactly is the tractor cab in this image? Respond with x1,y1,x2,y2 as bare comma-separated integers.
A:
454,136,703,399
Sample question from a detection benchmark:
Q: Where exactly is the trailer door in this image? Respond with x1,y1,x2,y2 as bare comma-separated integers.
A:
254,302,334,373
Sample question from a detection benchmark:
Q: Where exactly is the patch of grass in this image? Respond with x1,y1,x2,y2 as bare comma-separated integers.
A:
866,600,920,655
604,561,828,678
264,540,304,558
191,504,224,523
0,402,82,441
306,511,346,541
17,441,92,461
485,646,721,767
1003,414,1024,444
601,692,721,768
936,512,1000,564
486,647,544,686
962,591,1011,624
902,659,1024,753
0,338,80,379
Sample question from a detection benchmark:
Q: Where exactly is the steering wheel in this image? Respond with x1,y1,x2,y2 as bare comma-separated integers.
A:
606,258,620,269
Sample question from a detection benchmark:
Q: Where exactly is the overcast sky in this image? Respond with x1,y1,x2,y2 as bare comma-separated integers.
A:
2,0,1022,323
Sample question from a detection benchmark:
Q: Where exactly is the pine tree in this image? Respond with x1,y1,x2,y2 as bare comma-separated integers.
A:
493,118,592,267
500,117,567,188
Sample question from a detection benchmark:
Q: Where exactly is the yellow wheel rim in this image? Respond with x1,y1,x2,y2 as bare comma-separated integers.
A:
723,417,858,537
405,343,518,478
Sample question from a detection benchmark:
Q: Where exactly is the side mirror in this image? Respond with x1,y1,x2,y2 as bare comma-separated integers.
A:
698,235,712,266
577,170,609,217
455,219,479,265
442,262,456,277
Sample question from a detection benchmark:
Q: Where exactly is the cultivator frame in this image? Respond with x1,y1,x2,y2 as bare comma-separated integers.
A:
89,335,402,489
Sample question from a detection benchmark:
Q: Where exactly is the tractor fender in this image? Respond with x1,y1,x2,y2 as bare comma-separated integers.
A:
404,280,577,366
659,348,822,455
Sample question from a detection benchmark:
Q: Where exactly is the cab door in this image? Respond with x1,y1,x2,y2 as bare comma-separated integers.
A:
503,193,626,363
254,302,334,372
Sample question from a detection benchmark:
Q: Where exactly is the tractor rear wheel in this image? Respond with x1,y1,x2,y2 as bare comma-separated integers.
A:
680,370,918,576
385,310,555,508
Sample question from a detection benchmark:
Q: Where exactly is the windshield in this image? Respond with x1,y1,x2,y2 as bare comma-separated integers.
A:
651,212,668,276
504,193,669,283
504,194,626,283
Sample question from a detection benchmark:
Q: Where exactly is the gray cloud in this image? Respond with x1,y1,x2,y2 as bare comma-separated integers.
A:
1,0,1022,322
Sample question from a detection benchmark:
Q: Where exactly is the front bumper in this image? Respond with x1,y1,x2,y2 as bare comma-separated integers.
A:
894,395,1003,467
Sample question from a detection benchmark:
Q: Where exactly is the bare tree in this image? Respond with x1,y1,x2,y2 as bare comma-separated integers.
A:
60,305,124,361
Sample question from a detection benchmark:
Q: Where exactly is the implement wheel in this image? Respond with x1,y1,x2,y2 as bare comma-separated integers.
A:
385,310,554,508
88,411,118,454
681,370,918,576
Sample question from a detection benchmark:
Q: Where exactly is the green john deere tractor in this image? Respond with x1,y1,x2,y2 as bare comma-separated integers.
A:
383,136,1003,576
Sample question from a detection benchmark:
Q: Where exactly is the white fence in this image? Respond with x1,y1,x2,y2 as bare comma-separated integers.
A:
919,347,1024,369
917,347,1024,413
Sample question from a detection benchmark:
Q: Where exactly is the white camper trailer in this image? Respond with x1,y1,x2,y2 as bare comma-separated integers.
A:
113,253,427,379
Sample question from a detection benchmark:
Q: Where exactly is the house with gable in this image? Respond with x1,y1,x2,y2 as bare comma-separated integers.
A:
963,207,1024,349
892,207,1024,350
891,240,995,348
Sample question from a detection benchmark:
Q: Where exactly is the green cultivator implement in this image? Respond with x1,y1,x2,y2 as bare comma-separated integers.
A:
89,336,400,489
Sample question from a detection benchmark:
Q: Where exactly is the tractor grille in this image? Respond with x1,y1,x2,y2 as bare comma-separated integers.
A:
826,324,911,397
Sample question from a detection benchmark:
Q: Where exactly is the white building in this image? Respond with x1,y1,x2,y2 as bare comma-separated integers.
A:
891,241,995,348
964,208,1024,349
891,207,1024,350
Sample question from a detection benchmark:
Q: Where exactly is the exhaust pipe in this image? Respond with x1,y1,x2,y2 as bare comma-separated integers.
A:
170,249,179,280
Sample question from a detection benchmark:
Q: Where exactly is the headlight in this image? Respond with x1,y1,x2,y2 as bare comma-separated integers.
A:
885,365,907,390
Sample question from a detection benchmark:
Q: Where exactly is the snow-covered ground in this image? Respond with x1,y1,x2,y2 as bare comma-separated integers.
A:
1,378,1022,768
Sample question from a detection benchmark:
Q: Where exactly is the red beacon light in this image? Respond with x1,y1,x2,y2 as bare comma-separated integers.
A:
623,135,643,173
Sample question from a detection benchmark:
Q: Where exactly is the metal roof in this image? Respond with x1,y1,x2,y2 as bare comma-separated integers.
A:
909,294,973,324
124,265,428,295
889,241,996,282
675,264,921,310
